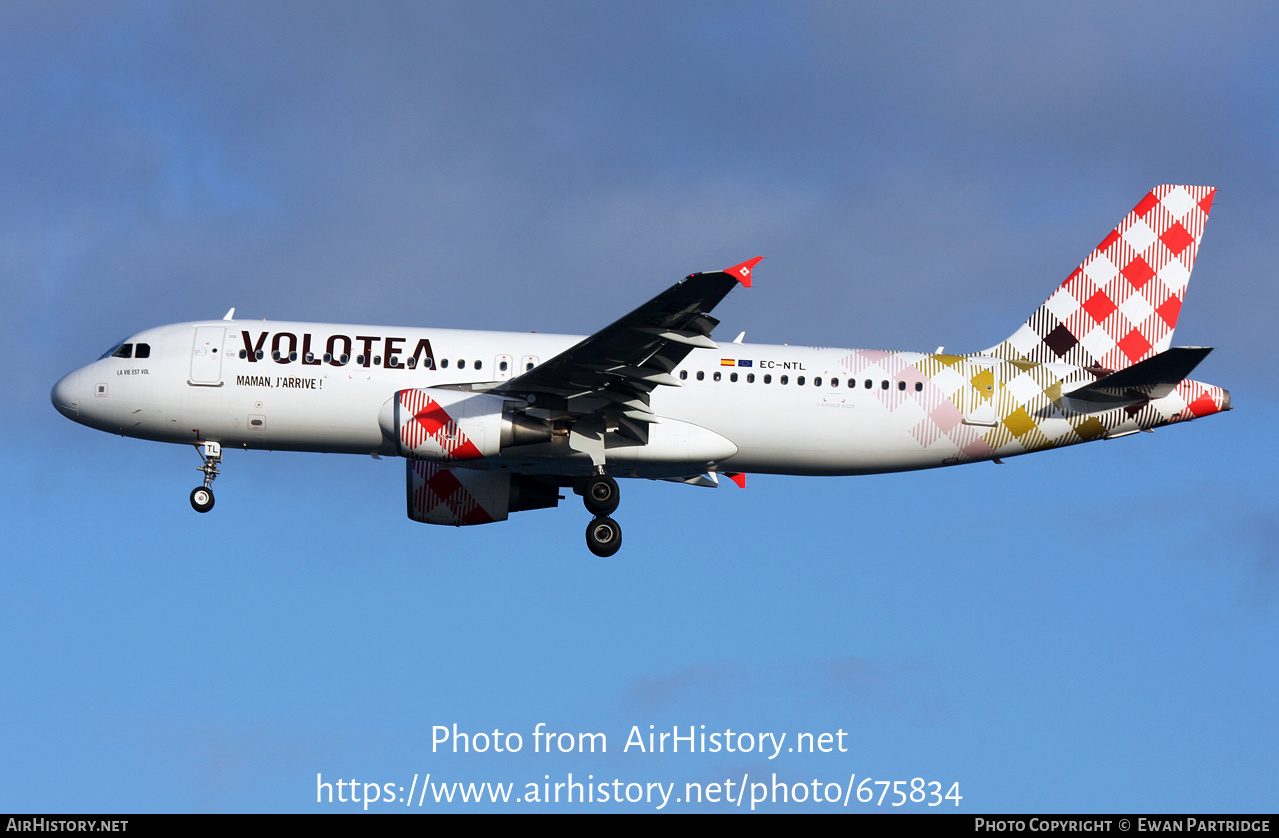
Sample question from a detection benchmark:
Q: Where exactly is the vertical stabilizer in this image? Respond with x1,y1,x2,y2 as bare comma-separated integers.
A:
987,185,1215,370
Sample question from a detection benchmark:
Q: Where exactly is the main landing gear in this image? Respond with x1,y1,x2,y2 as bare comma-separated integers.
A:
190,441,221,513
581,471,622,557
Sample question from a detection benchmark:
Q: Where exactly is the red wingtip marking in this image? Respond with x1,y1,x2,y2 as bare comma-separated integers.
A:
726,472,746,488
725,257,763,287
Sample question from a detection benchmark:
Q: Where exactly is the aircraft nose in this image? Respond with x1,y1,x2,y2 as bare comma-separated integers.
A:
51,369,82,419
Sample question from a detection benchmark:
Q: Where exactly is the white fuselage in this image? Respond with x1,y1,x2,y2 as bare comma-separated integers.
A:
52,319,1032,478
53,318,1222,484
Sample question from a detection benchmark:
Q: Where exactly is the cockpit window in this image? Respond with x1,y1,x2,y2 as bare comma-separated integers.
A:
98,340,151,360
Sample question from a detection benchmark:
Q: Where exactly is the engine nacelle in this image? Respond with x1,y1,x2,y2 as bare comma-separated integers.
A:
380,388,550,462
406,460,559,526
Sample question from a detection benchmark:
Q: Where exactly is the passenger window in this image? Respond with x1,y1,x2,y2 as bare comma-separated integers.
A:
441,359,449,368
781,375,789,385
915,382,923,392
500,360,508,371
830,378,837,388
747,373,755,383
848,379,855,388
112,344,133,359
898,381,906,391
525,361,534,371
814,377,822,387
730,372,738,382
864,379,872,389
475,360,482,370
680,370,688,380
881,380,889,389
458,360,466,369
797,376,806,386
696,371,705,381
373,356,381,366
713,371,721,382
135,343,150,359
764,374,772,384
240,350,248,359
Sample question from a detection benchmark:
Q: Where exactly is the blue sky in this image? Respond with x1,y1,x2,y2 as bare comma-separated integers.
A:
2,2,1276,812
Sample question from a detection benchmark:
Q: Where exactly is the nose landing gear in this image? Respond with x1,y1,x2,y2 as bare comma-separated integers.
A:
190,441,221,513
190,485,214,513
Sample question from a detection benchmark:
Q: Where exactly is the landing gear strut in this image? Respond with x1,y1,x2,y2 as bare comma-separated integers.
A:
191,441,221,513
580,469,623,557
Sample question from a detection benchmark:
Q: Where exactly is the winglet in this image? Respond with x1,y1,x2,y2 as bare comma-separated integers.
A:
725,257,763,287
726,472,746,488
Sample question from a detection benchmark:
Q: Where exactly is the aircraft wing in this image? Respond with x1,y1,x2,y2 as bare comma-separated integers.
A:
491,258,761,443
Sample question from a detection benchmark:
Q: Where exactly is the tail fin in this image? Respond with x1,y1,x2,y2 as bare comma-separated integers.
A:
987,185,1215,370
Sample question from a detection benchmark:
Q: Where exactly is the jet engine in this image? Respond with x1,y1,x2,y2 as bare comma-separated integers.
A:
379,389,558,525
406,460,559,526
379,388,551,461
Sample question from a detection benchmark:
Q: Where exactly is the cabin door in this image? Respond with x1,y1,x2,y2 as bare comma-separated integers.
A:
190,326,226,386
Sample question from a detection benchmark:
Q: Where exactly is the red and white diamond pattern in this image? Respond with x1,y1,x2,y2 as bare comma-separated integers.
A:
407,460,500,526
991,185,1215,371
399,389,484,461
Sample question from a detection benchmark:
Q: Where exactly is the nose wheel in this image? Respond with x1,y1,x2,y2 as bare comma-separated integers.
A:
190,486,215,513
191,441,222,514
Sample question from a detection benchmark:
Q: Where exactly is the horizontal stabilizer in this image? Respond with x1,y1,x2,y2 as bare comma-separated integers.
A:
1062,347,1212,408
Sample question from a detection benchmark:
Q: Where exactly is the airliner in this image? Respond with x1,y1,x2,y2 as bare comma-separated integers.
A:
51,185,1230,556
